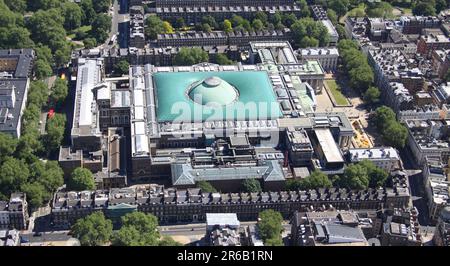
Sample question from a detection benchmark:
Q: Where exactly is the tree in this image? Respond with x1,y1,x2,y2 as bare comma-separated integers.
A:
162,21,174,33
347,7,366,17
223,19,233,33
258,210,283,245
159,236,182,246
254,11,268,25
20,182,49,209
61,2,83,31
358,160,389,188
173,47,209,66
327,9,338,25
202,23,212,33
241,179,262,193
45,113,66,152
336,24,347,40
282,13,297,27
286,170,331,190
34,59,53,80
83,38,97,49
291,18,330,48
363,86,381,105
297,0,311,17
413,2,436,16
339,164,369,190
28,0,62,11
80,0,96,25
26,9,67,53
0,133,18,161
69,167,95,191
145,15,165,40
329,0,350,17
93,0,111,13
348,65,374,91
383,122,408,149
91,13,111,43
196,181,217,193
302,170,332,189
436,0,449,13
174,17,185,29
71,212,113,246
112,226,142,246
264,237,284,246
5,0,27,13
0,157,30,195
202,16,218,29
270,11,282,25
50,78,68,106
373,106,396,130
112,212,160,246
37,160,64,192
299,36,319,48
252,19,264,31
114,60,130,76
215,54,234,65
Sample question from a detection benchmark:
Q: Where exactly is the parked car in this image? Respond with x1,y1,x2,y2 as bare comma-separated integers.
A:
33,232,43,237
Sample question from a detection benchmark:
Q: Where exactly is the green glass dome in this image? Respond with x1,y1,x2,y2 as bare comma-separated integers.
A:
187,76,238,106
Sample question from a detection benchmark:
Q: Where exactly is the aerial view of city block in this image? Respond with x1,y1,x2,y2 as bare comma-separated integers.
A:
0,0,449,248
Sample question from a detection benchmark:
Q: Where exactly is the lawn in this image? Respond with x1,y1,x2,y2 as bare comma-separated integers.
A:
326,80,350,106
67,25,92,39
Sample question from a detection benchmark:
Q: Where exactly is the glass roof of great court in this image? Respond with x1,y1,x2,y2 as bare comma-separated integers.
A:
153,71,283,122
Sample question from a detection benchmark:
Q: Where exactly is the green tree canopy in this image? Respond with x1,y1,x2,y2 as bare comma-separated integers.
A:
252,19,264,31
215,54,234,65
196,181,217,193
223,19,233,33
61,2,83,31
91,13,111,43
80,0,96,25
83,38,97,49
112,212,161,246
241,179,262,193
93,0,111,13
0,157,30,195
358,160,389,188
145,15,165,40
69,167,95,191
45,113,66,153
20,182,49,210
329,0,350,17
159,236,182,246
50,78,68,106
382,121,408,149
173,47,209,66
202,15,218,29
373,106,396,130
258,209,284,246
363,86,381,105
5,0,27,13
162,21,174,33
286,170,332,190
291,18,330,47
339,164,370,190
0,133,18,161
413,2,436,16
114,60,130,76
71,212,113,246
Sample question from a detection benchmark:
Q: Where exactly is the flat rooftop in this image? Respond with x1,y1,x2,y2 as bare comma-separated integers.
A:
314,128,344,163
206,213,240,228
